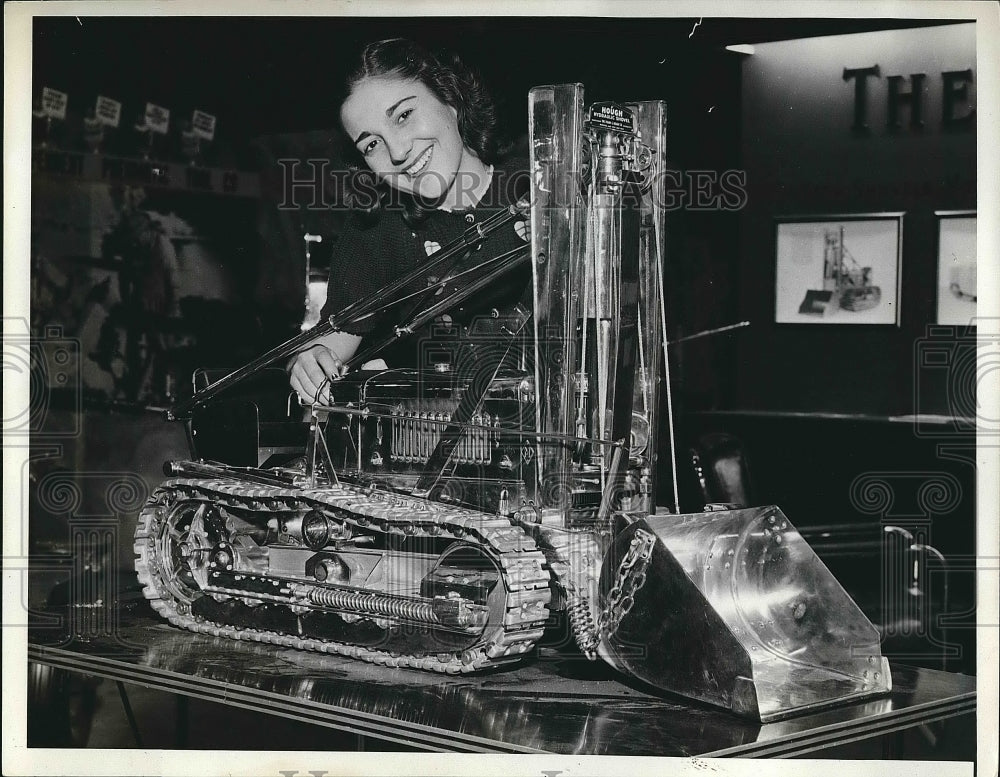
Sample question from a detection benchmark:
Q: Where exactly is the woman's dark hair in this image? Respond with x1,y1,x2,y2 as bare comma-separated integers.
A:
340,38,505,227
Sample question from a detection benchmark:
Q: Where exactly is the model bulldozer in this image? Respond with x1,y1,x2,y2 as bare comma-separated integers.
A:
799,226,882,316
133,83,891,722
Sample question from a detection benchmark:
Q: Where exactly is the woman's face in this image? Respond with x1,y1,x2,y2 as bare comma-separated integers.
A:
341,75,469,203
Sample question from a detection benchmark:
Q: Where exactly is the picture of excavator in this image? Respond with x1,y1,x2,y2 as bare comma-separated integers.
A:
799,226,882,316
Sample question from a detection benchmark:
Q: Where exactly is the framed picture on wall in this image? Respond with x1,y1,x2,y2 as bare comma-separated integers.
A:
935,210,977,326
774,213,903,325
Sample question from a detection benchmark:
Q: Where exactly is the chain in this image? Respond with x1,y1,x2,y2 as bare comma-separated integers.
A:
596,528,656,641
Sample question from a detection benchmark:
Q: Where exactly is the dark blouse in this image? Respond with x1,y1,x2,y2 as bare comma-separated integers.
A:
320,156,531,368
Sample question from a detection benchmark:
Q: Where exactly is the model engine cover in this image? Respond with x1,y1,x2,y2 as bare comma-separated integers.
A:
323,367,535,512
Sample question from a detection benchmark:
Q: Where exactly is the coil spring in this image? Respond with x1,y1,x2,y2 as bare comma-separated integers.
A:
566,593,599,660
308,587,439,625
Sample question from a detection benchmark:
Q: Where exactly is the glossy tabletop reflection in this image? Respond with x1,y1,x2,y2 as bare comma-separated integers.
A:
28,598,976,756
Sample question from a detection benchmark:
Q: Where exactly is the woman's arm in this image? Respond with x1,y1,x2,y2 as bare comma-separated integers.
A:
289,211,388,401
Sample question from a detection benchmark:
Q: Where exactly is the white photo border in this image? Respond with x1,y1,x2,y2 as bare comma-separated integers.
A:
774,212,905,326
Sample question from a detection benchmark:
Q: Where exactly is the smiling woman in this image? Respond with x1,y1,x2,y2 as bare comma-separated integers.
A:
287,38,531,403
341,78,479,207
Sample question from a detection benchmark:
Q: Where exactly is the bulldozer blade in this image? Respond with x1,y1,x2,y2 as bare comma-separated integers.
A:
597,506,890,721
798,289,836,316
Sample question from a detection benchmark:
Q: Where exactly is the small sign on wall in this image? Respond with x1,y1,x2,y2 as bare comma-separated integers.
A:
191,109,216,141
41,87,69,119
144,102,171,134
95,95,122,127
774,213,903,325
935,211,977,326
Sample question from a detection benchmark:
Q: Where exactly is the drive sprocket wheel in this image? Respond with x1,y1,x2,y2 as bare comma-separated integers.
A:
135,494,214,620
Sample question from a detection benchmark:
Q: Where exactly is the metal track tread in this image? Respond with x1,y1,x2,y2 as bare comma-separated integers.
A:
134,478,552,674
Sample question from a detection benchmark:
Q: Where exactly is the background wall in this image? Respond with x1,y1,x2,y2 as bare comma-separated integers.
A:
674,24,981,675
733,24,977,416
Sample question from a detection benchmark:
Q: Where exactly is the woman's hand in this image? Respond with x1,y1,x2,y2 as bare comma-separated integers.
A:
288,344,346,404
288,331,363,403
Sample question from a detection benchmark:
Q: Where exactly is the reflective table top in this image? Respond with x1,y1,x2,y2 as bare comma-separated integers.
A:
28,596,976,756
